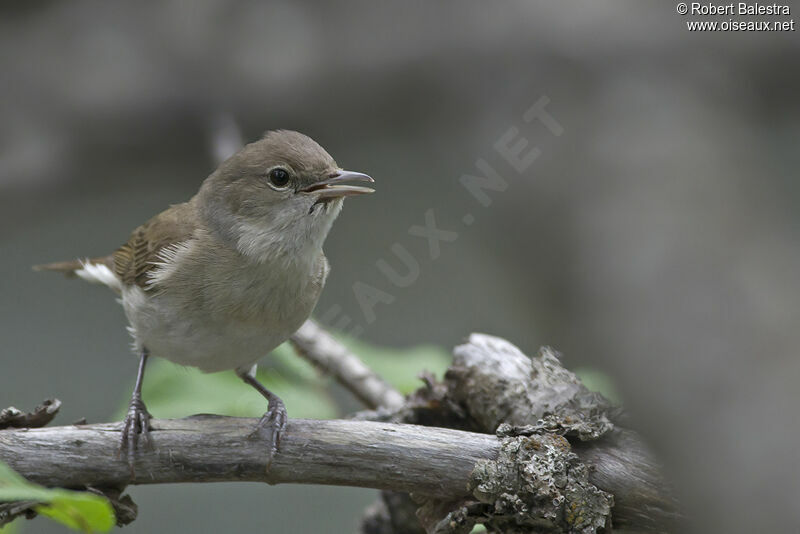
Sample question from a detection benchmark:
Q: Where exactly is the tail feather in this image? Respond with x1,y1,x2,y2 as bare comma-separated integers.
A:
33,256,120,293
34,256,113,275
33,259,86,277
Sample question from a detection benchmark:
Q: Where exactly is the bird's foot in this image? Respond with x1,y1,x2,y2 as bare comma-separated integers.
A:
248,398,287,471
119,395,152,477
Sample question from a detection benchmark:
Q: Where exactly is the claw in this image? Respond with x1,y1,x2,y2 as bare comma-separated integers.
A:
118,395,152,478
247,398,287,471
237,366,288,473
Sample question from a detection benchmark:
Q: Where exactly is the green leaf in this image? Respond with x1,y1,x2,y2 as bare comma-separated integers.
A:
573,367,621,404
331,335,451,394
0,461,114,533
115,331,452,421
115,347,337,421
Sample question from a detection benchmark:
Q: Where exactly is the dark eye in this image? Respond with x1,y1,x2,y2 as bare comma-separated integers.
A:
268,168,290,189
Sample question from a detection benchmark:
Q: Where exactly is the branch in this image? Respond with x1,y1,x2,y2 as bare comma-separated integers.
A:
0,418,496,498
290,319,405,410
1,334,681,532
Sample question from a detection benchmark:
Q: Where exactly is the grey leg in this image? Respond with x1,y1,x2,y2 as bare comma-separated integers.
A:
236,365,287,471
119,350,152,477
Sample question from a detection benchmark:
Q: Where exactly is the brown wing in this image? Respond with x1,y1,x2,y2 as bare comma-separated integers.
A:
113,202,198,290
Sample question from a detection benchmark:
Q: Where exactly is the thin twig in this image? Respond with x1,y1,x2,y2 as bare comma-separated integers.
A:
290,320,406,410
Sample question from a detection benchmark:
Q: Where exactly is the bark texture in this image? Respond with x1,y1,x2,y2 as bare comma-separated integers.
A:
360,334,681,533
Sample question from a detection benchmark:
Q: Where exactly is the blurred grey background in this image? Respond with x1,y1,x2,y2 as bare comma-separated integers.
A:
1,1,799,532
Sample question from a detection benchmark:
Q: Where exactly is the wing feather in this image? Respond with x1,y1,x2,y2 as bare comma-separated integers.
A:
113,202,198,290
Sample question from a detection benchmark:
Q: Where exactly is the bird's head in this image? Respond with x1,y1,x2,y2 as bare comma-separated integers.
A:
197,130,374,263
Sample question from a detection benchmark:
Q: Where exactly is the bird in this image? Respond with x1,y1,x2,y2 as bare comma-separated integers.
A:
34,130,374,473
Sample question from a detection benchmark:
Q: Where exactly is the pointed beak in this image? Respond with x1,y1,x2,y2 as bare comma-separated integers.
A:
300,170,375,199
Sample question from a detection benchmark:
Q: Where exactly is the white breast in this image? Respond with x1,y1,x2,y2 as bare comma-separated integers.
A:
122,285,292,372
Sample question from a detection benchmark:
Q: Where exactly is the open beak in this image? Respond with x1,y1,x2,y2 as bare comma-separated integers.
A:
300,170,375,199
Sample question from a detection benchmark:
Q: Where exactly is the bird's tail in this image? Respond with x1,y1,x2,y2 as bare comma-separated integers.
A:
33,256,121,293
34,256,109,276
33,259,85,277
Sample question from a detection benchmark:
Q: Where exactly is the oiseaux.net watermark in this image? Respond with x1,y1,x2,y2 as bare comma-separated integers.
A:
677,2,795,31
318,96,564,338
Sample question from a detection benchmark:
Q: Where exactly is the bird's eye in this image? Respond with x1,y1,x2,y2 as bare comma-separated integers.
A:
268,168,291,189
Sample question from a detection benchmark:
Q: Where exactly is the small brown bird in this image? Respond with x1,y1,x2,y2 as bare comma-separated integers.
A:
35,130,374,472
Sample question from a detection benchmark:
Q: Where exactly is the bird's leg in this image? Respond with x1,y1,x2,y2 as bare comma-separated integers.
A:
119,349,153,476
236,364,287,471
